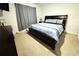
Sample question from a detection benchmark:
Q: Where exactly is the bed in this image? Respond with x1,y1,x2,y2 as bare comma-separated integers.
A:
28,15,68,50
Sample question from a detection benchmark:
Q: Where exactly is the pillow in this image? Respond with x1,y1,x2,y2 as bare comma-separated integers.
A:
56,20,63,24
45,19,57,23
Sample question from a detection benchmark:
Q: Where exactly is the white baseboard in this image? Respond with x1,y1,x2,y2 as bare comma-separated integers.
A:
78,34,79,40
65,31,77,35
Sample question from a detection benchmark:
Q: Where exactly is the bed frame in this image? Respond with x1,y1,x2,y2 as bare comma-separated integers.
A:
44,15,68,30
29,15,68,50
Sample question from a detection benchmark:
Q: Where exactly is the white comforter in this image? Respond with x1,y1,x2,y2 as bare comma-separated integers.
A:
30,23,64,42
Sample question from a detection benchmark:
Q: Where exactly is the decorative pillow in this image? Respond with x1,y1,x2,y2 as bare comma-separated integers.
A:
45,19,57,23
57,20,63,24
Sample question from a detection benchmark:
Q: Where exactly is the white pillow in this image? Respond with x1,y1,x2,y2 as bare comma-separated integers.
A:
57,20,63,24
45,19,57,23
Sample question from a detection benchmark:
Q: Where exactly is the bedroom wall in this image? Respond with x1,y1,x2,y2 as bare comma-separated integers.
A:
2,3,41,34
0,10,4,22
3,3,18,34
78,33,79,40
2,3,79,35
38,3,79,35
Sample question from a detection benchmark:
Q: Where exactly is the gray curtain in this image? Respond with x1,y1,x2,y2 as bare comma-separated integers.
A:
15,4,37,31
28,6,37,26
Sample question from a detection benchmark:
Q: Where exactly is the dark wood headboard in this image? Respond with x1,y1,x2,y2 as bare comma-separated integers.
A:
44,15,68,30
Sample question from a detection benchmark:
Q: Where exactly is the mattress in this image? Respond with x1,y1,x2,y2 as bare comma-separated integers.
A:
29,23,64,42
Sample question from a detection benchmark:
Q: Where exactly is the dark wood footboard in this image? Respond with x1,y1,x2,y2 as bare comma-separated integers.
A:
28,28,57,50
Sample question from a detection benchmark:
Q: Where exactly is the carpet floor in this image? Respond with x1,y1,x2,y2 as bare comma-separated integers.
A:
14,31,79,56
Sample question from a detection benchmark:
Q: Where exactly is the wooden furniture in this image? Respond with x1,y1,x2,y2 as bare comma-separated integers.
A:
29,15,68,50
44,15,68,29
39,21,44,23
0,25,17,56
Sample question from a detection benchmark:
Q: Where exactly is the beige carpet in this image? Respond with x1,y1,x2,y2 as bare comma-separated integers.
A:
14,31,79,56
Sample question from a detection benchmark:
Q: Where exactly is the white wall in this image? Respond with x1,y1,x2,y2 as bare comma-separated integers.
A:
78,32,79,39
3,3,18,34
38,3,79,35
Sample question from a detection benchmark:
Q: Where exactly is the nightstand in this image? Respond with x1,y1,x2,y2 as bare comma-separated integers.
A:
39,21,44,23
